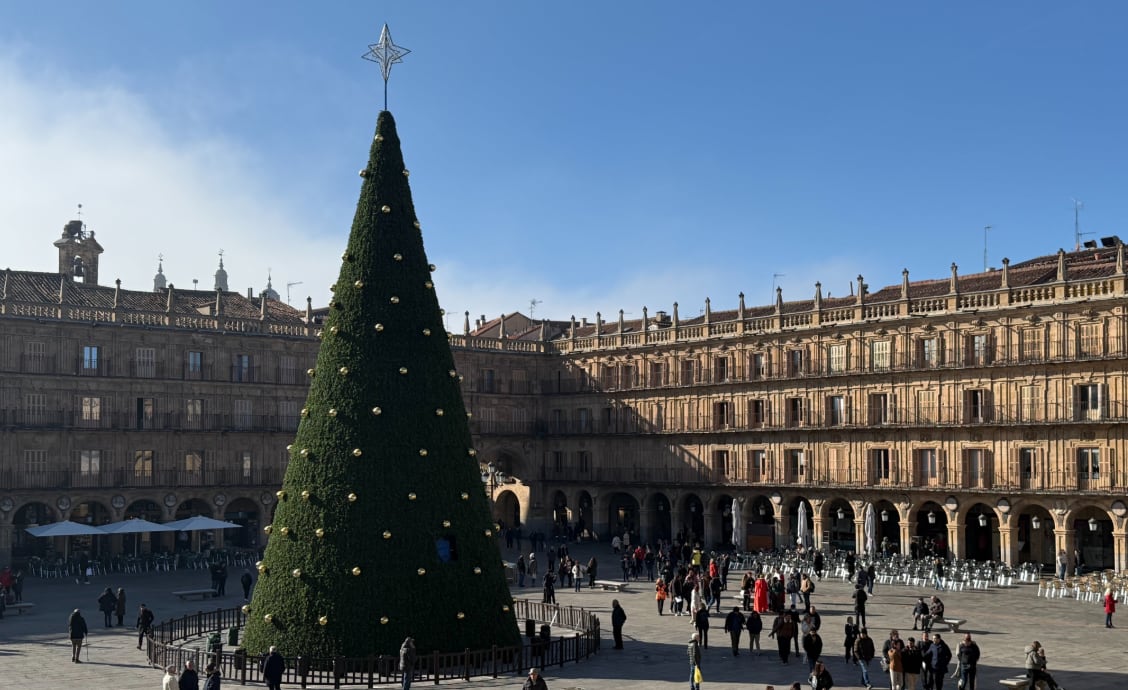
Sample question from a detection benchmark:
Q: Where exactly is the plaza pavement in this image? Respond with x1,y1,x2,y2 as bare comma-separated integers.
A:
0,541,1120,689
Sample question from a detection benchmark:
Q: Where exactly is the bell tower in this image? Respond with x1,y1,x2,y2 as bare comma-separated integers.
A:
53,218,104,285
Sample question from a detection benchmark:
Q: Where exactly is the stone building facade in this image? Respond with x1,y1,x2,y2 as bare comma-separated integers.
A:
2,219,1126,573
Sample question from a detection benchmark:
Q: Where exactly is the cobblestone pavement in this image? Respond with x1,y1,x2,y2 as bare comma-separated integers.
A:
1,543,1119,689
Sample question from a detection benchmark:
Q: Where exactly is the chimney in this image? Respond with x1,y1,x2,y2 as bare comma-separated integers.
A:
247,288,254,299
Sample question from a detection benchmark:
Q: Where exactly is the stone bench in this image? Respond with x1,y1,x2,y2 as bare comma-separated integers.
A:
943,618,967,632
592,580,626,592
6,602,35,615
172,589,218,600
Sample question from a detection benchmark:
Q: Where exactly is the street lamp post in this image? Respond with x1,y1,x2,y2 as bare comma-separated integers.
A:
480,462,506,496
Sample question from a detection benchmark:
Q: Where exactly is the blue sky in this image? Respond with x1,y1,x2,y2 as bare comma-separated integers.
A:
2,2,1127,327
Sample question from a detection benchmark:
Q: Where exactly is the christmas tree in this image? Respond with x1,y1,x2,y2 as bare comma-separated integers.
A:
242,110,520,658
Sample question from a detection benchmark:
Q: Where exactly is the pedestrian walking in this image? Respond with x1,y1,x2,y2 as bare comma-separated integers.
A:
261,645,285,690
902,637,922,690
240,569,254,601
523,667,548,690
843,616,859,664
809,660,833,690
724,606,744,656
115,587,127,626
802,629,823,673
853,627,875,689
611,599,627,649
957,633,979,690
97,586,117,627
399,636,417,690
927,633,952,690
179,660,200,690
746,609,762,654
770,610,796,664
655,578,668,615
67,608,88,663
136,603,155,650
687,632,702,690
853,584,869,628
694,604,711,649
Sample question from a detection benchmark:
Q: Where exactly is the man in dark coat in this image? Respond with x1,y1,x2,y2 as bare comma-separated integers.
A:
136,603,155,650
399,637,417,690
522,667,548,690
610,599,627,649
68,608,88,663
240,569,254,601
723,606,745,656
97,586,117,627
687,633,702,690
802,629,823,673
693,604,711,648
927,633,953,690
261,645,285,690
853,584,869,627
957,633,980,690
179,659,200,690
587,557,598,588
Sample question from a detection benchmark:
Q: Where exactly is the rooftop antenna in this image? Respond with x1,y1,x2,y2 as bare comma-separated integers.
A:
192,278,199,290
1072,198,1092,250
771,273,786,300
983,225,992,272
286,281,304,305
529,298,543,318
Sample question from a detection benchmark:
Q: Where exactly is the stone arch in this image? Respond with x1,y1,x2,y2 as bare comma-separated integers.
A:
11,501,57,563
173,498,214,553
550,491,570,535
714,493,736,549
786,496,814,549
1072,503,1114,571
679,493,705,545
963,501,998,561
606,492,641,546
123,499,165,556
825,499,856,552
68,499,114,560
872,499,901,554
743,494,776,551
575,490,594,540
494,489,522,530
1015,500,1055,567
645,492,672,544
914,501,947,558
223,497,263,551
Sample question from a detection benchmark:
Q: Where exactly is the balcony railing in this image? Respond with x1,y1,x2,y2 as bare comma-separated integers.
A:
0,410,301,433
0,466,286,491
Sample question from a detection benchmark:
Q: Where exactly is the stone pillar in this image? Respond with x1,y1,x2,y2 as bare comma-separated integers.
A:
1054,527,1075,574
703,511,717,549
1113,529,1127,573
855,518,866,556
771,513,784,550
641,505,656,545
947,520,964,559
0,523,12,568
898,519,914,557
811,514,826,550
591,494,608,541
998,524,1018,566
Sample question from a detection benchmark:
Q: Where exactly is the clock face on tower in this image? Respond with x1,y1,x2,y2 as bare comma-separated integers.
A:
164,493,178,508
0,497,13,512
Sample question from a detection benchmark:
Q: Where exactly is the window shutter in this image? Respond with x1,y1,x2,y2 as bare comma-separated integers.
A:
890,394,898,423
1101,384,1110,419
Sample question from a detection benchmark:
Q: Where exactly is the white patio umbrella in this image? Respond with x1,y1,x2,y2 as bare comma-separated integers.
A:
731,498,744,549
797,502,810,549
98,518,174,534
163,516,240,531
864,503,877,557
25,520,105,537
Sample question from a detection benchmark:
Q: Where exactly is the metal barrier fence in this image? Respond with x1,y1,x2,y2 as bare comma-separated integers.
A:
146,599,601,688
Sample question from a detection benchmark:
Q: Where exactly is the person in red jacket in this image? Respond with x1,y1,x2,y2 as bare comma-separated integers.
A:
1105,587,1117,628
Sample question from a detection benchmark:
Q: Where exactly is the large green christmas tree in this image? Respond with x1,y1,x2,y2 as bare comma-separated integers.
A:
242,110,520,658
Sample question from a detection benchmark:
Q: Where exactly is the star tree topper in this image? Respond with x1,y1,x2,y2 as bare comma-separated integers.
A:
363,24,411,109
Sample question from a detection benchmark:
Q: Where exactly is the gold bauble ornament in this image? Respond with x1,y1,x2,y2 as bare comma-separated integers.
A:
338,366,349,376
460,492,469,500
422,328,431,336
380,616,390,624
358,169,367,178
383,530,392,539
329,325,339,334
448,370,458,378
286,444,293,451
390,296,400,304
456,612,466,620
280,527,290,536
315,528,325,538
468,449,478,457
393,253,403,261
354,280,364,288
347,492,358,502
352,448,363,457
424,281,433,289
341,252,352,261
374,323,384,332
484,530,493,537
241,605,251,614
306,368,316,377
300,448,310,457
418,449,428,457
276,490,286,500
328,408,338,417
255,560,264,568
292,568,302,578
319,616,329,626
257,564,266,573
329,284,336,292
408,492,417,500
381,205,391,213
502,605,510,612
413,221,421,229
459,375,464,382
263,525,273,534
351,567,362,576
300,408,308,418
473,567,481,575
264,614,274,623
402,169,409,177
371,406,382,416
435,408,444,416
417,568,426,576
399,367,408,375
428,264,436,272
440,308,445,316
375,134,384,142
467,412,473,418
301,490,310,501
442,520,451,528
